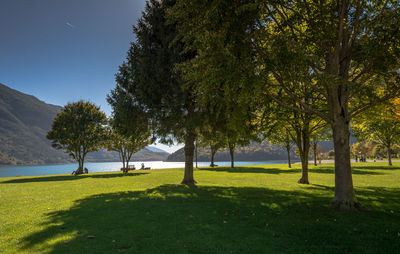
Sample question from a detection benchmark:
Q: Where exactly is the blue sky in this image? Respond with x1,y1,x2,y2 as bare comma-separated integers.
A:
0,0,182,153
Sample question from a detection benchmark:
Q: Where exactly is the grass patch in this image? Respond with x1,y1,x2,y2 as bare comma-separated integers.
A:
0,162,399,253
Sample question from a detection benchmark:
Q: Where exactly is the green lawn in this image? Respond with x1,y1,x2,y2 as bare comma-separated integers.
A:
0,162,399,253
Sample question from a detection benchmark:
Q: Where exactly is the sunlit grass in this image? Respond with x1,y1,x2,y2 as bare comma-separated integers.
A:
0,162,399,253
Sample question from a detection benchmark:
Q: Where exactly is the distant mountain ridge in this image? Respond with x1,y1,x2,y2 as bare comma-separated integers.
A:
166,139,356,162
166,140,299,162
0,83,168,165
146,146,170,154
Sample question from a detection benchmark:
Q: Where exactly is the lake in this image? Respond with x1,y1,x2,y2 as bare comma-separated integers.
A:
0,160,291,178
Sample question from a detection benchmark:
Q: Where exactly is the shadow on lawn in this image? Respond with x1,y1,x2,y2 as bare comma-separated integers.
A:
199,166,300,174
351,165,400,171
20,185,400,254
309,166,384,175
200,166,382,175
0,172,149,184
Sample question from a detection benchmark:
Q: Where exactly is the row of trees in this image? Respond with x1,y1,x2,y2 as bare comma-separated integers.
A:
351,142,400,162
47,100,152,174
109,0,399,210
352,99,400,166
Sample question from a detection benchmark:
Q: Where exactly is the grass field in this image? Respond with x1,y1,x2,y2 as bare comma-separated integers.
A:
0,162,399,253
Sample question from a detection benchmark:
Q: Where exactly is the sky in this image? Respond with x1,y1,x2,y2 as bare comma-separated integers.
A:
0,0,183,153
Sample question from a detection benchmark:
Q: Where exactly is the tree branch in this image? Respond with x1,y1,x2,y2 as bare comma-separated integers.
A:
350,88,400,118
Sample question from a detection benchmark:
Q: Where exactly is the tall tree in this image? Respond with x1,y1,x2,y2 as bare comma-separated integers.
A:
115,0,202,184
47,101,107,174
171,0,400,209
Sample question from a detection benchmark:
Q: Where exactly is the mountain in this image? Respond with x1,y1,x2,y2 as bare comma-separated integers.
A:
166,140,298,162
0,83,168,165
146,146,170,154
86,148,169,162
166,138,359,162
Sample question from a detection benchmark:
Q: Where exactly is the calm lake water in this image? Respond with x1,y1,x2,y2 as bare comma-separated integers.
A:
0,160,290,178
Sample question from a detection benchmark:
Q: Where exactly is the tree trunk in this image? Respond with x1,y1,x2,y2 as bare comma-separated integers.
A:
126,152,133,172
181,131,196,185
286,145,291,168
313,142,318,166
229,145,235,168
76,158,84,175
388,143,392,166
195,141,198,168
297,126,310,184
82,153,87,173
122,152,126,170
298,142,310,184
210,147,216,167
331,118,359,210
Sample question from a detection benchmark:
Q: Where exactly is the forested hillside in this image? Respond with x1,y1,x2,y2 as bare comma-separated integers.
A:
167,140,298,162
0,84,168,165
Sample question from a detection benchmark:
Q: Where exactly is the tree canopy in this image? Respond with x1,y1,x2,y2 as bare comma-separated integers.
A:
170,0,400,209
46,101,107,174
107,79,154,172
352,101,400,166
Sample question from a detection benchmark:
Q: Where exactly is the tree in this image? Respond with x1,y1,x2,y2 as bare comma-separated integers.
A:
266,127,294,168
115,0,202,184
107,82,154,173
198,122,226,167
220,99,257,169
351,142,375,160
352,102,400,166
171,0,400,209
311,139,322,166
311,128,331,166
260,92,327,184
47,101,107,174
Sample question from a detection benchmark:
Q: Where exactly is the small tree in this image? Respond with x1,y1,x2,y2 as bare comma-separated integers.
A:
352,102,400,166
107,85,154,173
47,101,107,174
106,125,152,173
350,142,375,161
266,127,294,168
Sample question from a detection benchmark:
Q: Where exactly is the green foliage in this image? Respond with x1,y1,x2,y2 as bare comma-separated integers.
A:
170,0,400,204
116,0,201,143
353,103,400,147
46,101,107,170
351,142,375,157
107,83,154,170
114,0,208,182
352,101,400,165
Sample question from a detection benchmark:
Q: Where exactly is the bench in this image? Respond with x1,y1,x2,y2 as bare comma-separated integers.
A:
121,164,136,174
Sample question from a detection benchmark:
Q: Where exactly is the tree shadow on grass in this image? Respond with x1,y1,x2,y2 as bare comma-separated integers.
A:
0,172,149,184
351,165,400,171
200,166,382,175
19,185,400,254
309,166,384,175
199,166,300,174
